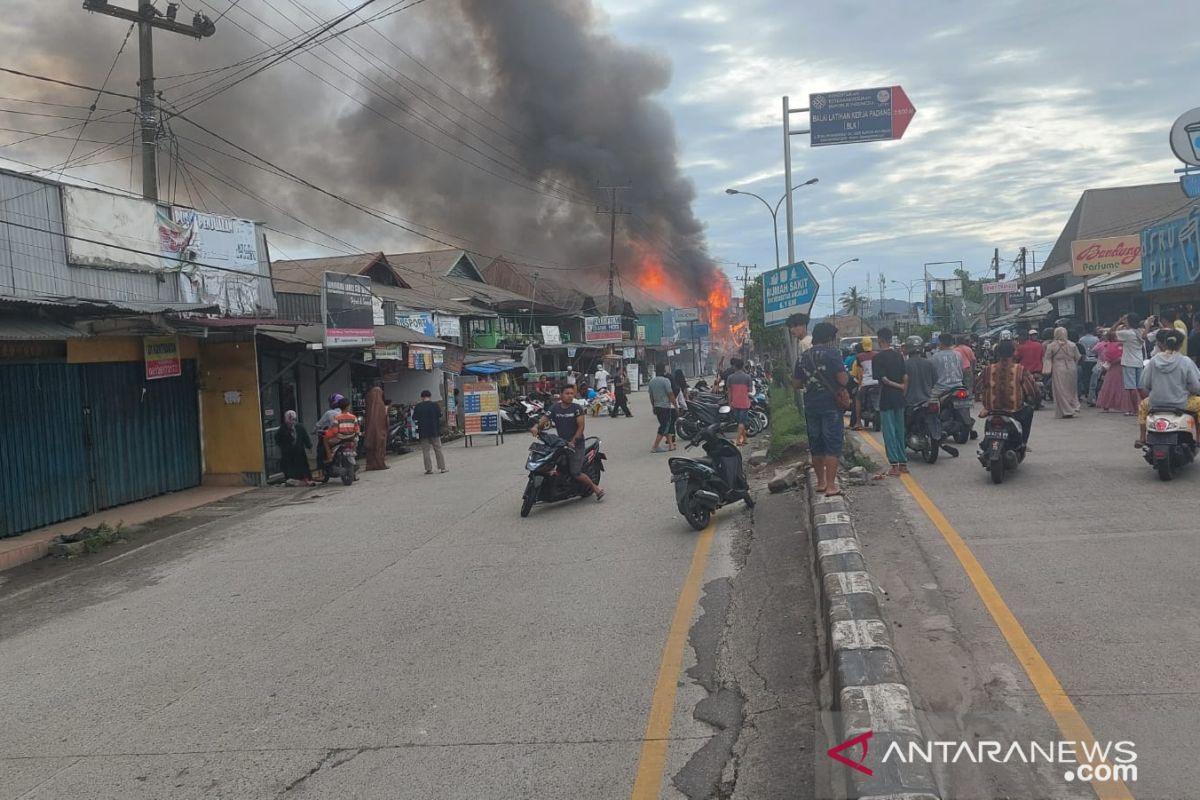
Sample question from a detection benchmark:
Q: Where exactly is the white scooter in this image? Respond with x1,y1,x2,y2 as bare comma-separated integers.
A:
1143,408,1198,481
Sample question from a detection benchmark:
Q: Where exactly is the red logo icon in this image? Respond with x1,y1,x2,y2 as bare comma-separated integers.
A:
827,730,874,776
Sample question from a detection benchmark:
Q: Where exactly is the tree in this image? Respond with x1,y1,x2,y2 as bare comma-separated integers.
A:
840,286,865,317
954,268,984,304
745,274,786,359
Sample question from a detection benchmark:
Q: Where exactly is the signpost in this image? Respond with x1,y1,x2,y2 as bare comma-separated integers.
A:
584,315,623,343
809,86,916,147
322,272,375,348
762,261,820,326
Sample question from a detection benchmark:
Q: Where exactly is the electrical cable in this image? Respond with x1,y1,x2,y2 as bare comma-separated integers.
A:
59,22,135,181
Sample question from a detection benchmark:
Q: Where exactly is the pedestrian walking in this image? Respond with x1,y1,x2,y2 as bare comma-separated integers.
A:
725,357,754,447
1078,324,1099,405
672,368,690,415
795,322,847,497
364,383,389,470
275,410,314,485
648,363,678,453
871,327,909,477
413,389,447,474
1047,327,1082,418
611,369,633,417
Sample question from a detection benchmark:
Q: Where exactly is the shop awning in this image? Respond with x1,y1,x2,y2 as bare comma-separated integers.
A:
464,359,522,375
0,317,84,340
1091,271,1143,293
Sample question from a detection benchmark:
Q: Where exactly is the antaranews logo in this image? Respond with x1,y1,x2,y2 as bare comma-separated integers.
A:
826,730,1137,784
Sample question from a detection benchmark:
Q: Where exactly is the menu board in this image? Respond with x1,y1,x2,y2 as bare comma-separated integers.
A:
462,381,501,443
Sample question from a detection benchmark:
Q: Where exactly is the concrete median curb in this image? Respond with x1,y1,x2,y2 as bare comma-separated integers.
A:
806,469,942,800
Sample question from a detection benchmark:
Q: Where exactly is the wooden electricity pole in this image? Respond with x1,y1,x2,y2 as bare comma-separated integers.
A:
596,185,630,315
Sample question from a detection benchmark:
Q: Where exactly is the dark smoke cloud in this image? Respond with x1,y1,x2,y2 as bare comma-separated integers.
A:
2,0,721,297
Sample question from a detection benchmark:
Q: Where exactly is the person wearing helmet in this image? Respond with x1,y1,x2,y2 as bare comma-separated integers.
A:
314,392,347,483
904,335,940,441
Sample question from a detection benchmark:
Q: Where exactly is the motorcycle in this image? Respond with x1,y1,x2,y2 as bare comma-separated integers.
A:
676,400,743,440
938,386,976,443
327,434,359,486
977,410,1027,484
500,401,536,433
905,401,959,464
520,431,606,517
1143,408,1198,481
858,384,881,431
668,419,753,530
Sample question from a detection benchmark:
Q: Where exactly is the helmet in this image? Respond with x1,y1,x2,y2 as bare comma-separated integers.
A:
999,330,1013,340
860,336,874,351
904,335,924,353
328,393,345,408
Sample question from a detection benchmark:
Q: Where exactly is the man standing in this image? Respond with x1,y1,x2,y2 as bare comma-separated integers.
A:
1113,314,1145,416
795,321,847,497
931,332,965,397
977,339,1040,446
412,389,447,474
1015,330,1045,381
566,365,578,388
1077,323,1099,405
725,357,754,447
648,363,678,453
904,336,940,440
871,328,909,477
533,385,604,500
594,363,610,391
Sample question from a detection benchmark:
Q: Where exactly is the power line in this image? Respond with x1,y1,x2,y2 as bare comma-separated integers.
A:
60,22,135,181
212,0,244,22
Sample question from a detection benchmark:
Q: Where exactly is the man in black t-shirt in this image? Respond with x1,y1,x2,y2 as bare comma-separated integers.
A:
870,327,909,476
531,385,605,501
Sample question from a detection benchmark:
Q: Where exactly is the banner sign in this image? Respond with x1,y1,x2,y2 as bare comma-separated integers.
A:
982,280,1018,295
395,311,436,336
374,344,403,361
462,382,500,436
585,315,623,342
436,315,461,338
322,272,375,347
167,208,261,316
1142,208,1200,292
541,325,562,345
672,307,700,323
1071,236,1142,277
143,335,181,380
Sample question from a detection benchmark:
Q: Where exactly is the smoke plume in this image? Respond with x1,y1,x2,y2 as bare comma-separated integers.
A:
1,0,722,301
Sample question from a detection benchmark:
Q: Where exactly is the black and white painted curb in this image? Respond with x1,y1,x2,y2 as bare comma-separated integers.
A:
807,469,942,800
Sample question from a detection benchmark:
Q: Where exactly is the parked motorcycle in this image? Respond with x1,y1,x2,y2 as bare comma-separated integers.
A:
858,384,881,432
977,411,1027,484
939,386,976,443
669,419,753,530
1143,408,1198,481
520,431,606,517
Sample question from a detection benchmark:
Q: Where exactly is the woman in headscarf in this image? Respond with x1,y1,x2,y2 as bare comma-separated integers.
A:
364,382,389,470
1047,326,1081,418
275,410,313,485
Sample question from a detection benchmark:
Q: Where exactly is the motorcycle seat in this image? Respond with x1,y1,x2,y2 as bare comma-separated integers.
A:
1150,407,1197,416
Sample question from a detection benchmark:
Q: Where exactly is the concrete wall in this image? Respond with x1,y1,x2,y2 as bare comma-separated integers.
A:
198,340,265,486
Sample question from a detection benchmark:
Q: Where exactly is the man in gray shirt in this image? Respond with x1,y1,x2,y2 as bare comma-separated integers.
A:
904,337,940,440
647,363,678,453
1078,324,1100,405
930,332,965,396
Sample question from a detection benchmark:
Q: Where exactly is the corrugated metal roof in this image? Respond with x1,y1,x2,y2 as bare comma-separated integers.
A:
0,294,217,314
0,317,83,340
270,252,386,295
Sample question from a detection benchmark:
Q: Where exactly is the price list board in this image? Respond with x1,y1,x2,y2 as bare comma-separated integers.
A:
462,382,502,445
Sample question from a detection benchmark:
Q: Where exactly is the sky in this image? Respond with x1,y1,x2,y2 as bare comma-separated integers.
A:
594,0,1197,314
2,0,1197,317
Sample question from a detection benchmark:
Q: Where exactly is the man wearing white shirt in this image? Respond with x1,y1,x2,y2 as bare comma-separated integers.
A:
594,365,609,390
1113,313,1146,416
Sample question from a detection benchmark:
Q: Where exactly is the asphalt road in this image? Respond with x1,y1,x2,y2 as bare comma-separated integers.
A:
0,406,748,800
855,403,1196,800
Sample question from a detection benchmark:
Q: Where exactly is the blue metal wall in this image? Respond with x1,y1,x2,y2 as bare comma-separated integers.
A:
0,361,202,538
0,363,91,537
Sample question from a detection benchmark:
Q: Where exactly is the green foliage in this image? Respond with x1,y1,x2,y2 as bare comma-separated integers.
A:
766,383,807,462
745,274,787,358
840,286,865,316
954,268,984,304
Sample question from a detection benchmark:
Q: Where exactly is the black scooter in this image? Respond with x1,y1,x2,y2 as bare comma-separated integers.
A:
905,401,959,464
938,386,977,443
520,432,606,517
977,410,1027,484
668,420,753,531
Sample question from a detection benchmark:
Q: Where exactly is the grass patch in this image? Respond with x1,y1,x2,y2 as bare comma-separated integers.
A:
843,436,879,472
766,383,808,463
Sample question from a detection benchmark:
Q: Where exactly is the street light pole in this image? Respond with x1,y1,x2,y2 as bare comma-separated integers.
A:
808,258,859,318
724,178,818,269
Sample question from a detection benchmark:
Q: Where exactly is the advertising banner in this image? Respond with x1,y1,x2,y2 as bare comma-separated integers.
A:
395,311,436,336
1142,208,1200,292
143,335,182,380
374,344,403,361
585,315,623,342
436,315,461,338
167,208,261,316
63,186,161,271
541,325,562,345
1071,236,1142,277
982,280,1018,295
462,381,501,442
322,272,375,347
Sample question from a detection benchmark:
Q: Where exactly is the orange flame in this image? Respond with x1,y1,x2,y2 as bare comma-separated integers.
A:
629,240,735,341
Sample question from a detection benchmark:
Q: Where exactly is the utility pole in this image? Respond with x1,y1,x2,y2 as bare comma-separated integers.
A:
596,185,630,316
83,1,216,201
878,272,885,321
1018,247,1028,313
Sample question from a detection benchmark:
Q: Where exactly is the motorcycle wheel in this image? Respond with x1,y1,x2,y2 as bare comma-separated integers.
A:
989,458,1005,484
340,465,353,486
922,436,939,464
676,418,698,440
520,484,537,517
1156,458,1174,482
683,499,711,531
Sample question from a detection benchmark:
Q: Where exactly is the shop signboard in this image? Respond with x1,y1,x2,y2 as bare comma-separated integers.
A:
627,363,640,391
462,381,501,444
585,315,623,342
1142,208,1200,292
442,344,466,375
1070,236,1142,277
635,324,646,342
541,325,562,345
322,272,375,347
672,307,700,323
143,335,181,380
395,311,436,336
436,315,461,338
622,346,635,359
374,344,403,361
168,208,261,317
982,280,1018,295
1058,296,1076,317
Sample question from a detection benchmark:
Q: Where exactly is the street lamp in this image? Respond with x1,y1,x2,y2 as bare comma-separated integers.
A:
725,177,819,268
808,258,859,318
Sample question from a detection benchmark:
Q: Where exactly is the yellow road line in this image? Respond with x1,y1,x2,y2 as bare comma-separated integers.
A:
857,432,1133,800
630,519,716,800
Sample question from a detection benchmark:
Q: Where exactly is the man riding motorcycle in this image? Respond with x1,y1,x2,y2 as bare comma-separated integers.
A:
976,339,1040,445
530,385,605,501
